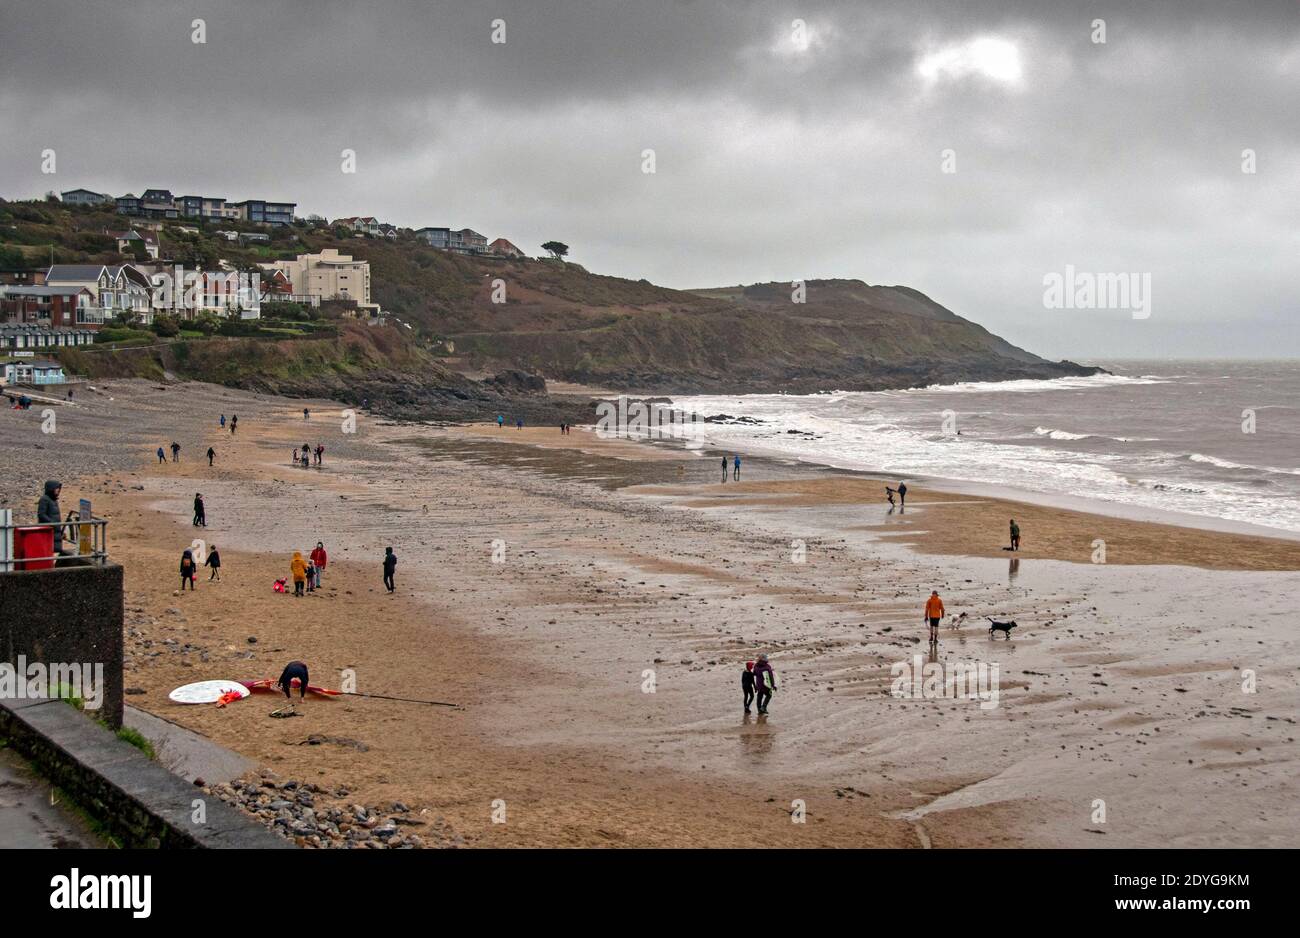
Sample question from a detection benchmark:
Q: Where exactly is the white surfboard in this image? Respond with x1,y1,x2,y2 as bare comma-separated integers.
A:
168,679,251,704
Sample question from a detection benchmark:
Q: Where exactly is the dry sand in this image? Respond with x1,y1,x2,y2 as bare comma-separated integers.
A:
4,381,1297,848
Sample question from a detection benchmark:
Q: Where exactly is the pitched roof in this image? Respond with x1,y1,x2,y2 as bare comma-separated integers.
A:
45,264,108,281
0,285,92,297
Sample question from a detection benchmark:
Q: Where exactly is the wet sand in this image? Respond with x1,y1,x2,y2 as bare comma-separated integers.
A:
4,381,1297,847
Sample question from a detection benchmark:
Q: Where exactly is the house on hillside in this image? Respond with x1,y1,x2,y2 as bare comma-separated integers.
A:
45,264,153,324
175,194,238,222
106,228,160,260
488,238,524,257
258,248,376,313
415,227,450,249
60,188,113,206
377,223,399,239
230,199,296,226
415,227,487,254
334,216,381,236
0,286,96,328
0,269,47,287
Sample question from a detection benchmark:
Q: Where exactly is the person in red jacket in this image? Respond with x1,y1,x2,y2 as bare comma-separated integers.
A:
309,541,327,588
924,590,945,645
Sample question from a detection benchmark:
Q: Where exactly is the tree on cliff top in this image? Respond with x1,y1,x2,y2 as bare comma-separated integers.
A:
541,241,569,260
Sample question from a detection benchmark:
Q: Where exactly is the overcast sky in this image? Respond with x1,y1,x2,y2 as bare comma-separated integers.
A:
1,0,1296,360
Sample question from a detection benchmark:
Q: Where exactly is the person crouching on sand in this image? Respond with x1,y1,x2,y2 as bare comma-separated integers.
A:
277,660,310,701
741,660,756,713
180,549,196,591
291,551,308,596
924,590,945,645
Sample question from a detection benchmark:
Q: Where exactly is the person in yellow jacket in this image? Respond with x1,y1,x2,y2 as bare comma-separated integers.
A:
290,551,308,596
924,590,945,645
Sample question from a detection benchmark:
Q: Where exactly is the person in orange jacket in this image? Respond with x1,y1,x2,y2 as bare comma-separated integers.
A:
290,551,308,596
924,590,945,645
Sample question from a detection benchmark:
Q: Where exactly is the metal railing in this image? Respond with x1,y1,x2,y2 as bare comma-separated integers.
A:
0,509,109,571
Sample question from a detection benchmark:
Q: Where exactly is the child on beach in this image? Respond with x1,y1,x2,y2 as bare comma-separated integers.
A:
157,446,166,464
741,661,756,713
753,654,777,714
205,545,221,581
180,549,196,590
383,547,397,593
305,558,316,592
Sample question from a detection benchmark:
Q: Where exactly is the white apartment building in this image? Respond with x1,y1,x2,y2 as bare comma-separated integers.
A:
258,249,376,312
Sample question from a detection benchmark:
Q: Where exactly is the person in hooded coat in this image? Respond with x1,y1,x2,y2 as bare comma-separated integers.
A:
179,549,197,590
38,480,64,555
290,551,308,596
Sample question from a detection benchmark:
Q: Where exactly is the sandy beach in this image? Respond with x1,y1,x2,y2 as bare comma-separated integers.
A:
3,380,1297,848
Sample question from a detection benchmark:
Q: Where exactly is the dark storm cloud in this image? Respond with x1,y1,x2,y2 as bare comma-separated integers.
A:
1,0,1297,358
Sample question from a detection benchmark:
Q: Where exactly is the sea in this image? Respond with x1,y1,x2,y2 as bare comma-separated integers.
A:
670,360,1300,536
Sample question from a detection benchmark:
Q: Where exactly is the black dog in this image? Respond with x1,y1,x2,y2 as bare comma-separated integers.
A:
987,617,1017,639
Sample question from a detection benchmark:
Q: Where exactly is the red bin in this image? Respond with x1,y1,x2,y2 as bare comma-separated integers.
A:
14,526,55,570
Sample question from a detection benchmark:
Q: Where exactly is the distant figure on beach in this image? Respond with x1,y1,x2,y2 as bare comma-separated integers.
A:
315,444,324,466
277,660,310,701
207,446,215,466
157,446,166,464
924,590,945,645
886,486,896,508
897,482,907,509
516,418,523,429
170,441,180,462
301,451,310,468
303,407,310,420
180,549,196,591
230,414,237,434
753,654,777,714
220,414,226,428
741,660,756,714
305,557,316,592
310,542,327,588
733,454,741,480
205,545,221,581
1009,518,1020,551
383,547,397,593
721,456,728,483
497,414,504,428
290,551,308,596
192,493,206,527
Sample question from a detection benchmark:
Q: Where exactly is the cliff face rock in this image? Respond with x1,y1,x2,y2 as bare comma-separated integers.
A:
431,273,1099,394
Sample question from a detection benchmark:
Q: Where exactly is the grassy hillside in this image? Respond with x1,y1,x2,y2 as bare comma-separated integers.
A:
2,198,1097,395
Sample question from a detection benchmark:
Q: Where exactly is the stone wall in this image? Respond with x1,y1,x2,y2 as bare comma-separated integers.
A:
0,562,125,728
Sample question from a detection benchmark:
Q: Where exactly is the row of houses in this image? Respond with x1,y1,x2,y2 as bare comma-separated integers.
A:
61,188,297,227
63,187,526,259
0,247,379,332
